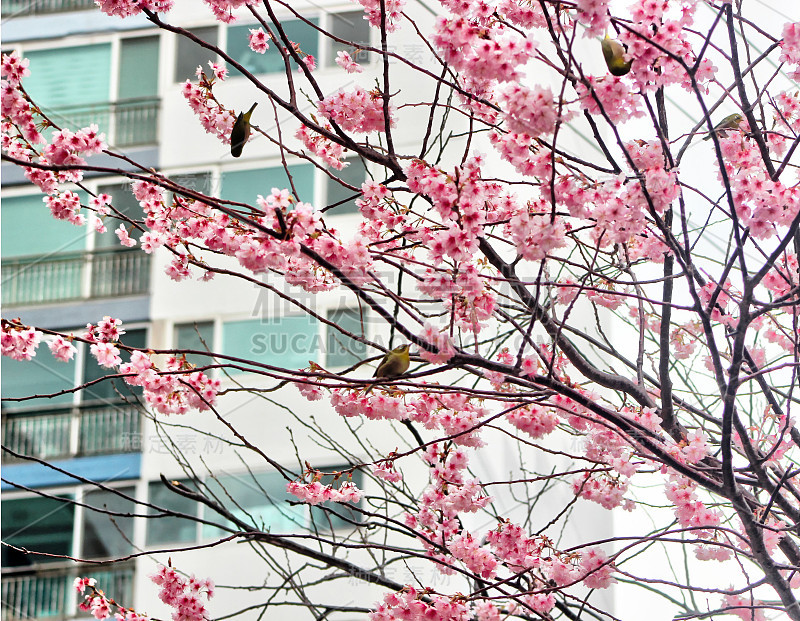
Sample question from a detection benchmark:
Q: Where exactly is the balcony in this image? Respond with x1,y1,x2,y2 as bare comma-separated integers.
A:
2,403,141,464
1,564,134,621
1,0,96,17
1,248,150,307
44,99,160,148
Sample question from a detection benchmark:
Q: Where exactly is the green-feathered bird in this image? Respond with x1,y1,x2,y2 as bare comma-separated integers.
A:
230,102,257,157
364,344,411,394
703,113,743,141
601,35,632,77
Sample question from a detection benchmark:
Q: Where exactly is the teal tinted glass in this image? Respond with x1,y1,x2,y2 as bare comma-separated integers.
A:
326,308,367,368
81,328,146,403
26,44,112,107
202,471,306,538
26,44,112,135
175,321,215,367
222,316,319,373
119,37,159,99
228,18,319,75
1,350,76,411
81,487,135,559
147,480,198,545
1,495,74,567
175,26,218,82
326,158,368,214
220,164,314,206
2,194,88,258
328,11,371,66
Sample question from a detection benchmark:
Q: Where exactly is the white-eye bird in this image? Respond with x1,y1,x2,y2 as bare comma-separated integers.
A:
230,102,257,157
703,113,744,141
364,344,411,394
601,35,632,77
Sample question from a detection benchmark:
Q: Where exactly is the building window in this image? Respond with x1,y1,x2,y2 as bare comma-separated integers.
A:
116,36,160,145
1,495,74,568
147,479,200,546
80,487,136,559
175,26,219,82
80,328,147,405
326,308,367,368
174,321,215,368
325,158,369,214
202,471,306,538
219,164,314,206
1,491,135,620
327,11,371,66
1,328,146,463
227,18,319,76
221,316,319,373
201,466,362,538
21,37,159,147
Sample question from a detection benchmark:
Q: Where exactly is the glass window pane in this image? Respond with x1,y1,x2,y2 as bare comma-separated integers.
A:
222,316,319,373
94,183,144,248
169,172,214,203
326,308,367,368
26,44,112,107
1,496,74,567
309,466,363,531
117,37,160,146
175,321,215,367
119,37,159,99
325,158,368,214
175,27,218,82
81,328,146,404
1,350,76,411
25,44,112,136
220,164,314,206
228,19,319,76
202,471,306,538
81,487,135,559
1,194,88,258
147,480,198,546
328,11,371,66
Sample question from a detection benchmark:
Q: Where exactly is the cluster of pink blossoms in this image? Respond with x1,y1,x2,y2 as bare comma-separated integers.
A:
182,64,236,144
296,122,348,170
619,0,717,93
370,587,469,621
352,0,404,32
75,565,213,621
247,28,269,53
95,0,172,18
780,22,800,80
317,87,394,133
335,51,363,73
2,51,106,191
1,323,42,361
286,478,363,505
150,564,214,621
432,17,534,96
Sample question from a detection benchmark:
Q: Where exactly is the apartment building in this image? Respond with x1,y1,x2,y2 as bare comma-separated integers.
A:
0,1,391,618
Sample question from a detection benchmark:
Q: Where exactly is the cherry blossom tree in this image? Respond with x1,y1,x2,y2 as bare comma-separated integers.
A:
2,0,800,620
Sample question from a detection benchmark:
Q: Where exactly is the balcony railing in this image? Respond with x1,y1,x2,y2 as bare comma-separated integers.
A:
43,99,160,148
1,0,96,17
1,564,134,621
1,248,150,307
2,403,141,464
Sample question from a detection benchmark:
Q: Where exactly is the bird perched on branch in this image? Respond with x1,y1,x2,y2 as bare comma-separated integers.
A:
230,102,257,157
703,113,744,141
601,35,632,77
364,344,411,394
